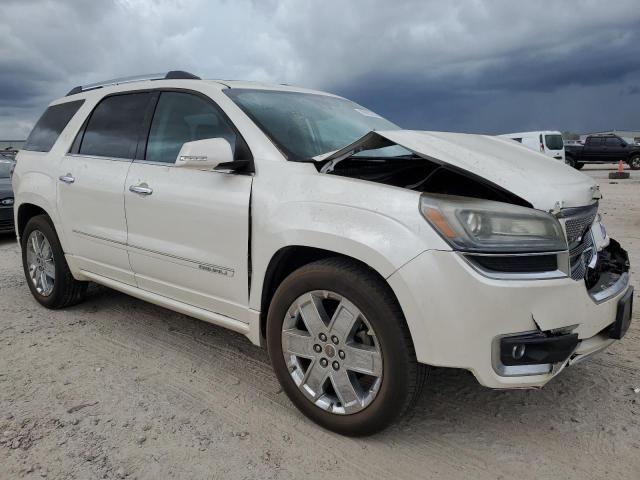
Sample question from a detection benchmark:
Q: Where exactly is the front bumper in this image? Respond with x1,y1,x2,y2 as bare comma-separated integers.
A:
0,206,15,233
387,242,632,389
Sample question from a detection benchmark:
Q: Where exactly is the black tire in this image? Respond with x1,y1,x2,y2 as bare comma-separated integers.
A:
629,155,640,170
266,257,427,436
21,215,87,309
565,156,584,170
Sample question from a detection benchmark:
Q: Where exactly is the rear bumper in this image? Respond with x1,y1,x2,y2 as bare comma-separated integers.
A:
388,245,632,389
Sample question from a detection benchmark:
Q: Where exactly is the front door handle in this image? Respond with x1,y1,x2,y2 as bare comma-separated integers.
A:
59,174,75,184
129,184,153,195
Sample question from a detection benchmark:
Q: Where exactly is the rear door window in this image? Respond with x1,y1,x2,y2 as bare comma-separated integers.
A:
23,100,85,152
79,93,153,159
544,134,563,150
144,91,238,164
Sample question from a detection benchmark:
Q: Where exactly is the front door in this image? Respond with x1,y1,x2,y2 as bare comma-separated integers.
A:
124,91,253,320
57,92,155,285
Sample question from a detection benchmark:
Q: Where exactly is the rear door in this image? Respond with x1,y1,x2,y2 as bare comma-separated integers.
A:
542,134,564,160
604,137,627,162
57,92,156,285
124,90,253,320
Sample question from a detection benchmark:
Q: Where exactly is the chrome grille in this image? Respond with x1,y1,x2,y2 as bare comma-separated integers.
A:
562,205,598,247
560,204,598,280
569,233,594,280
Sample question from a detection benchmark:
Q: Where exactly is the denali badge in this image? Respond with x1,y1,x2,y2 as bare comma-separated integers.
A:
198,264,234,277
0,198,14,206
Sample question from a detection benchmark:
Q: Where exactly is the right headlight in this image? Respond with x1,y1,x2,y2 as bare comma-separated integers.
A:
420,194,568,253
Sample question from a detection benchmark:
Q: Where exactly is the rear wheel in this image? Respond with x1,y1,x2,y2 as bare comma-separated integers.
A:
21,215,87,309
629,155,640,170
266,258,427,436
565,156,583,169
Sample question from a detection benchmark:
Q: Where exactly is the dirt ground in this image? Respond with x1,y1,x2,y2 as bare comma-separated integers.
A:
1,165,639,480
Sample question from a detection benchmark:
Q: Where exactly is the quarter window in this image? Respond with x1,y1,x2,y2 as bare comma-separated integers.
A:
145,92,237,164
79,93,152,159
23,100,84,152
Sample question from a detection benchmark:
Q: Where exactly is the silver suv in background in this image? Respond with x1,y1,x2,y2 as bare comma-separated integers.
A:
0,158,16,233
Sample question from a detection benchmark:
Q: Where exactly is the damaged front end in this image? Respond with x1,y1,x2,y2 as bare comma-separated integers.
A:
557,204,631,304
586,238,631,304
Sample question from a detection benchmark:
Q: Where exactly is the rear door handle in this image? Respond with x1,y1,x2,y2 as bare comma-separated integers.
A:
129,184,153,195
59,174,75,184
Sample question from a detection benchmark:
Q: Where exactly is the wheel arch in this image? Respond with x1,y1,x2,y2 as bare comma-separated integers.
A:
17,203,52,239
258,246,406,341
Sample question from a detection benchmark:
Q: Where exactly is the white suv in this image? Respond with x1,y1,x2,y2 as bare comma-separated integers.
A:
13,71,633,435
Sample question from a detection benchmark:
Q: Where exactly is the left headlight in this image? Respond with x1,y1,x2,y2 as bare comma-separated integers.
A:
420,194,567,253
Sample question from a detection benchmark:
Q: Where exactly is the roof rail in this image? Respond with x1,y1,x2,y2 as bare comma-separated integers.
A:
66,70,201,96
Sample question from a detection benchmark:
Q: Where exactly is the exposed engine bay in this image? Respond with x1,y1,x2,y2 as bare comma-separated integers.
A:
325,156,531,207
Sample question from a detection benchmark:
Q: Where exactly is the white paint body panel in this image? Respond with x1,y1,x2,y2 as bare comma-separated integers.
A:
125,162,252,321
58,155,135,285
372,130,595,210
12,78,628,391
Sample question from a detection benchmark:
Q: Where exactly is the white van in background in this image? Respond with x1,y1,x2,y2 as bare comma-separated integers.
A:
499,131,565,162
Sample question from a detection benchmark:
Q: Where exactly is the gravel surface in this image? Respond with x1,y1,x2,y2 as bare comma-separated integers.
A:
1,165,639,479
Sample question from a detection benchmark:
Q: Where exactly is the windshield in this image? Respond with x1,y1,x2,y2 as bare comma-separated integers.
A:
544,134,564,150
0,161,13,178
225,89,409,160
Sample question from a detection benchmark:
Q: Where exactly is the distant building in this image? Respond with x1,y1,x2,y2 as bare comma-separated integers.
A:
0,140,25,160
0,140,25,150
580,130,640,144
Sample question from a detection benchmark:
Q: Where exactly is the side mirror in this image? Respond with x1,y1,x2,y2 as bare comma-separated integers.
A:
175,138,234,170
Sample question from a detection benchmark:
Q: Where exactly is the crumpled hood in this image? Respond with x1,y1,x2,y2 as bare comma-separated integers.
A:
320,130,599,211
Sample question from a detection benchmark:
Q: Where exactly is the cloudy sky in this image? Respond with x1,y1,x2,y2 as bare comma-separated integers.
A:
1,0,639,139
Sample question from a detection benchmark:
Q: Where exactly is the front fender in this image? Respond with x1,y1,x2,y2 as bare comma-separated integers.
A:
250,199,448,311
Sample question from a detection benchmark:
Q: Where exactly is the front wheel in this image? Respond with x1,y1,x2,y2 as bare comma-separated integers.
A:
266,258,427,436
21,215,87,309
565,156,583,169
629,155,640,170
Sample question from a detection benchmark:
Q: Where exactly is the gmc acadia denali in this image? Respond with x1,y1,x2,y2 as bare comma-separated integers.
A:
12,71,633,435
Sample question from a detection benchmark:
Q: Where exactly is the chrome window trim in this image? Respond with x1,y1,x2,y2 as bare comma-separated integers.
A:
460,251,570,281
66,153,133,163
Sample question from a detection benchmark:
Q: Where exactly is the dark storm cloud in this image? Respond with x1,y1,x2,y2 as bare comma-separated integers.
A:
1,0,639,137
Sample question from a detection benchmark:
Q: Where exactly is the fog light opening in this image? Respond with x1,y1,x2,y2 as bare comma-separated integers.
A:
512,344,526,360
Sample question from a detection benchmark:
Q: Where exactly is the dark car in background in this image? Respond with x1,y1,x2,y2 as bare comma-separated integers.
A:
0,158,16,233
565,134,640,170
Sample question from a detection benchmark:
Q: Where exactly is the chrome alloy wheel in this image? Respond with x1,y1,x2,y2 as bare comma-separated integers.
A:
281,290,383,415
26,230,55,297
